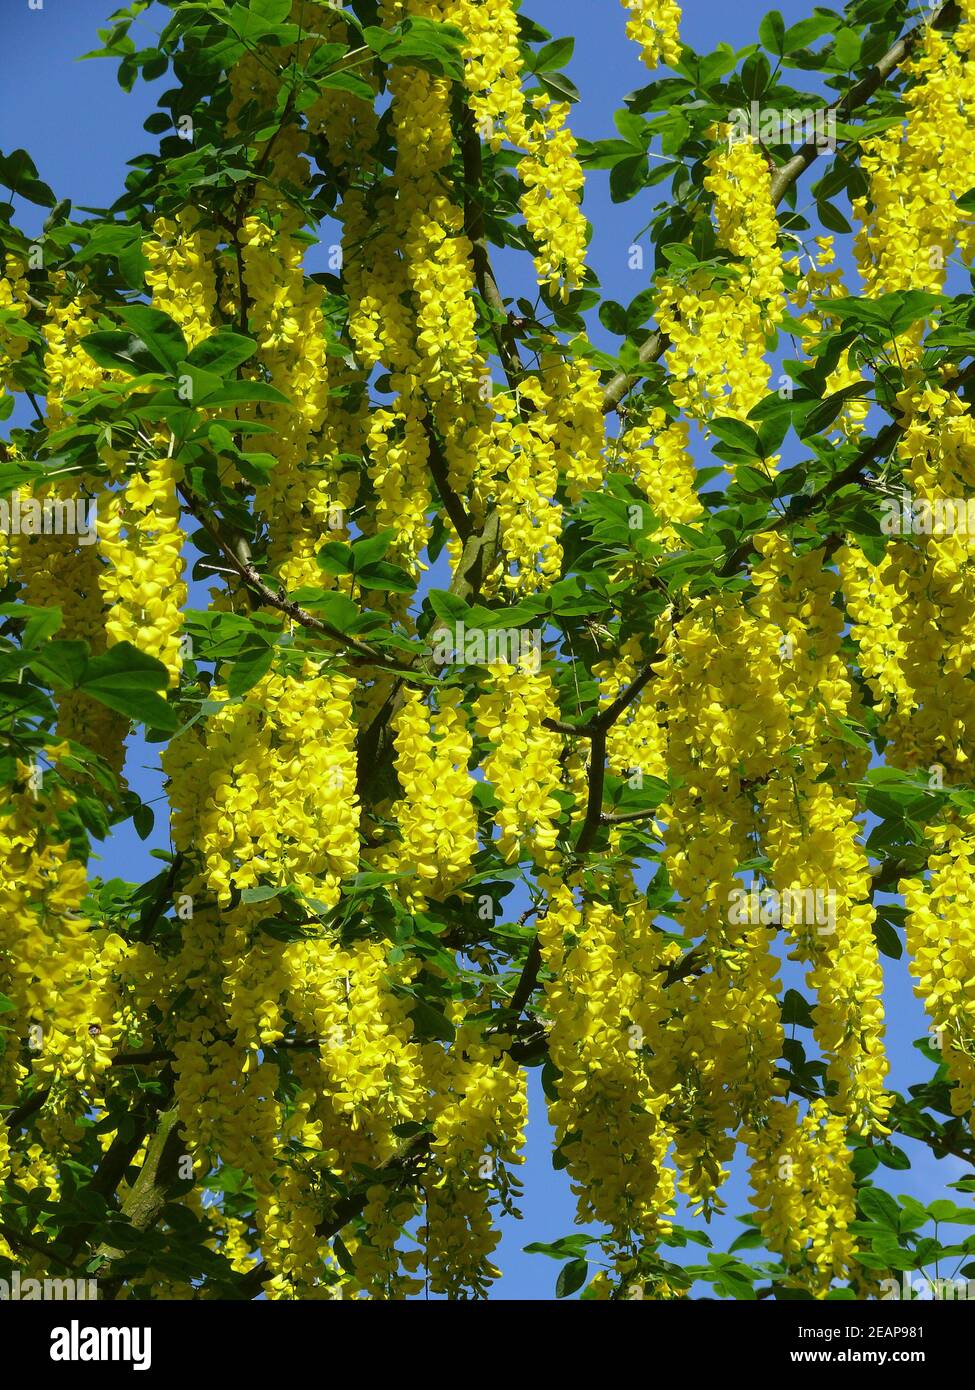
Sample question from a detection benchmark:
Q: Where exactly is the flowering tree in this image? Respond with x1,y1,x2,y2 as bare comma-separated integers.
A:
1,0,975,1303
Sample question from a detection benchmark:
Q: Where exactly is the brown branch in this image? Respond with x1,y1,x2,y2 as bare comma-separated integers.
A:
768,2,962,206
595,660,658,732
423,417,473,542
93,1106,185,1300
542,716,595,737
554,659,660,854
2,1087,47,1132
601,331,669,415
508,937,542,1017
600,807,662,827
542,659,658,743
574,727,608,855
459,102,525,393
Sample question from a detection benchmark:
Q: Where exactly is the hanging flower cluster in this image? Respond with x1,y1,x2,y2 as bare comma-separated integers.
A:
657,130,785,425
621,0,683,70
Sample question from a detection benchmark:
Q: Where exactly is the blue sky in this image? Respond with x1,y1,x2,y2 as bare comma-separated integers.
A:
0,0,967,1300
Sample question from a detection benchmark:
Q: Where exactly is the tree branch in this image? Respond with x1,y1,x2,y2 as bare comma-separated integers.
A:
93,1106,185,1300
423,416,473,542
574,727,608,855
508,937,542,1017
768,2,962,206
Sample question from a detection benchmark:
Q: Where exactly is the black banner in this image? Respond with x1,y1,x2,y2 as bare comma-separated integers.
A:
2,1295,969,1377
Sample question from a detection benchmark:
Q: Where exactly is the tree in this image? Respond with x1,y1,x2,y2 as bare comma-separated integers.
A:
1,0,975,1303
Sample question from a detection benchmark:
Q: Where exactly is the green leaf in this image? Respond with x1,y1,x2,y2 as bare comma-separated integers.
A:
240,885,285,904
874,1143,910,1171
287,587,365,633
524,1235,594,1260
759,11,787,56
709,416,763,457
609,153,646,203
76,642,175,732
741,52,771,101
625,288,656,331
0,148,57,207
598,300,629,335
116,305,188,374
200,380,290,407
227,0,299,43
408,1001,453,1043
850,1147,880,1182
319,71,376,101
427,590,471,624
927,1199,965,1223
538,71,581,104
317,540,354,576
364,17,466,80
858,1187,900,1231
872,913,903,961
781,988,815,1028
174,362,225,406
729,1227,765,1253
226,642,275,697
72,223,148,289
817,198,852,235
555,1258,588,1298
132,802,154,841
349,529,396,569
614,109,648,148
822,291,943,340
80,330,163,376
801,383,870,437
783,16,836,53
251,0,292,22
185,331,257,377
356,560,414,593
534,38,575,72
0,602,63,647
28,639,90,689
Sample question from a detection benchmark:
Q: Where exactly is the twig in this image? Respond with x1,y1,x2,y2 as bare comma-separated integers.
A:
459,102,525,393
719,359,975,576
177,483,409,668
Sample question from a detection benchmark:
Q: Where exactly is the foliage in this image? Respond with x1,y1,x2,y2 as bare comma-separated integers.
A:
1,0,975,1301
